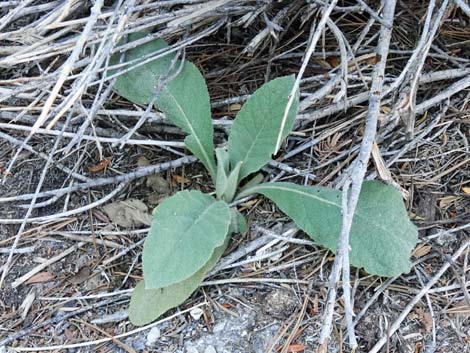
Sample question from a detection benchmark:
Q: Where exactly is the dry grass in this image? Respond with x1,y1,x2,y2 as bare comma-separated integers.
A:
0,1,469,352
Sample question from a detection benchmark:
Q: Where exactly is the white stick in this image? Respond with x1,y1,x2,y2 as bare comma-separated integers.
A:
12,242,85,288
318,0,397,349
274,0,338,153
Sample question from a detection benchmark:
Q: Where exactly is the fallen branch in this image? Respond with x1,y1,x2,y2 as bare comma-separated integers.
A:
318,0,397,350
0,156,197,204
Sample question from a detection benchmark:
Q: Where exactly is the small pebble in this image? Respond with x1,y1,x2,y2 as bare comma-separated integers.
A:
204,346,217,353
190,307,204,321
186,346,199,353
146,327,161,346
212,322,226,333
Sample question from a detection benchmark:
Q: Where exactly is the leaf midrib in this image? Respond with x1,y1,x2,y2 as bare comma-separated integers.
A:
255,184,339,207
255,184,411,245
152,196,227,286
232,102,279,178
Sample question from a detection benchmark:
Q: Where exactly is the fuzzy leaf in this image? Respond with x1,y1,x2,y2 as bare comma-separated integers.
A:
229,208,247,235
110,33,216,179
129,242,227,326
215,147,229,200
240,181,418,276
215,147,230,175
222,161,242,202
239,173,264,193
143,190,231,289
228,76,299,180
215,148,242,202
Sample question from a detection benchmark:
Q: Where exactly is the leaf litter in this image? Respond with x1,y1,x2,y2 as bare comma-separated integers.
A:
102,199,152,227
0,1,469,352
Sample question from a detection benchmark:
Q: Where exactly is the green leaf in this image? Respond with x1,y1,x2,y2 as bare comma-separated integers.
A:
143,190,231,289
129,242,227,326
215,147,230,175
229,208,247,235
215,147,242,202
110,33,172,106
240,181,418,277
215,147,229,200
228,76,299,180
239,173,264,193
110,33,216,179
222,161,242,203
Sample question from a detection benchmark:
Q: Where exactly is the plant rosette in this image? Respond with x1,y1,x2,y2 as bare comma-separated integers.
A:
109,32,418,326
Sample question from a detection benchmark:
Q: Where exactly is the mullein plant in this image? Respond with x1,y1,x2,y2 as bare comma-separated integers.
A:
109,33,418,325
